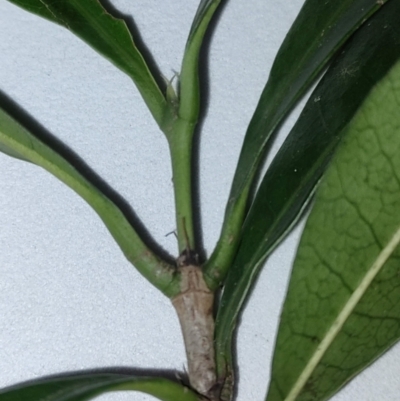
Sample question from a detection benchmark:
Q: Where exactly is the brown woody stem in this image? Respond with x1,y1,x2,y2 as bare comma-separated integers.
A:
171,260,217,398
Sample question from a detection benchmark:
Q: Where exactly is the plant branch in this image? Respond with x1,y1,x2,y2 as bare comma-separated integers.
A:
163,0,224,255
179,0,222,123
171,262,216,398
0,106,180,298
203,184,250,290
167,116,197,253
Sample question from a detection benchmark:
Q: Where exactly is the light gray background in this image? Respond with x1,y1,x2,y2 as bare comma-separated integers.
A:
0,1,399,400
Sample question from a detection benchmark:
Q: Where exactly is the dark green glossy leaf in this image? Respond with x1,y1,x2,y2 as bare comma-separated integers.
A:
0,105,179,297
205,0,389,290
232,0,388,197
214,0,400,389
0,371,199,401
6,0,167,126
267,56,400,401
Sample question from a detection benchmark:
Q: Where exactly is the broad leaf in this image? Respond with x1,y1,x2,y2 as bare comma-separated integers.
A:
214,0,400,389
6,0,167,126
266,56,400,400
206,0,389,288
0,104,179,297
0,371,199,401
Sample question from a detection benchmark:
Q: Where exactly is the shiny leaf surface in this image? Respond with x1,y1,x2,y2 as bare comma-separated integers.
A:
232,0,387,198
215,0,400,388
0,371,199,401
206,0,389,289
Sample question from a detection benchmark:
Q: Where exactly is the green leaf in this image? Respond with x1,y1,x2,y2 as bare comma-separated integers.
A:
0,141,29,162
266,53,400,401
0,371,199,401
214,0,400,388
6,0,167,126
205,0,389,289
234,0,388,197
0,104,179,297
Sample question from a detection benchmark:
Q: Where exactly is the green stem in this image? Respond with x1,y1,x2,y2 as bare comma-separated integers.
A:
179,0,222,122
163,0,223,255
167,116,197,253
203,183,250,290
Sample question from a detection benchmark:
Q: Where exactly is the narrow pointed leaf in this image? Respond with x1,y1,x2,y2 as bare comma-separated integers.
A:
0,105,179,297
267,58,400,401
214,0,400,387
0,371,199,401
6,0,167,126
233,0,388,196
206,0,389,288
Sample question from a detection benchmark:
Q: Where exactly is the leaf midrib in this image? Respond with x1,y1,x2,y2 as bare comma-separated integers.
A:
284,224,400,401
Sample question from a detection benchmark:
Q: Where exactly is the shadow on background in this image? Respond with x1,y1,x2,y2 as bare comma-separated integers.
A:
0,91,174,265
1,1,245,398
99,0,232,263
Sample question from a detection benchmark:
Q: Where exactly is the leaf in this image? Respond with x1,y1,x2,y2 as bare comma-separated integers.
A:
214,0,400,388
0,141,29,162
232,0,388,197
0,104,179,297
205,0,389,288
266,53,400,401
6,0,167,126
0,371,199,401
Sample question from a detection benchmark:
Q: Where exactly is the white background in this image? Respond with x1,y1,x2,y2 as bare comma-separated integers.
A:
0,1,399,400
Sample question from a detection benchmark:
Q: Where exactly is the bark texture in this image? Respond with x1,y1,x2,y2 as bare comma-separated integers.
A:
172,264,216,397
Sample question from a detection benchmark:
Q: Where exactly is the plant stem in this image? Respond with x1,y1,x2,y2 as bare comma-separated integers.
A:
203,184,250,289
164,0,224,255
179,0,222,123
0,107,181,298
168,116,197,253
171,262,216,397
